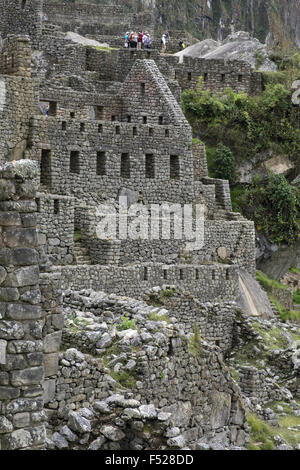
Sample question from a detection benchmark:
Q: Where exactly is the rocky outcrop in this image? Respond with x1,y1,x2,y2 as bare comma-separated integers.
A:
175,31,277,72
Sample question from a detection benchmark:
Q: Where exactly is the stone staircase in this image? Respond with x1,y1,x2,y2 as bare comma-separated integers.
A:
73,240,91,265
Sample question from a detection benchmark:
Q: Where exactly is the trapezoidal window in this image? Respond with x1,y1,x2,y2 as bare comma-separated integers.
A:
54,199,60,215
49,101,57,116
187,72,192,81
70,151,80,174
221,74,225,82
203,73,208,82
140,83,145,95
40,149,52,189
120,153,130,178
238,74,243,82
21,0,27,9
96,151,106,176
145,154,155,179
170,155,180,179
95,106,104,120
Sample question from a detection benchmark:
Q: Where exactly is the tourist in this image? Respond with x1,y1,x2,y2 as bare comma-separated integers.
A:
143,33,152,50
124,32,130,48
178,40,186,51
161,33,167,53
129,32,138,48
137,31,144,50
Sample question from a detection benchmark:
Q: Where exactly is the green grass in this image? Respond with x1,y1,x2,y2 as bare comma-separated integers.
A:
256,271,289,292
148,312,171,323
293,289,300,304
117,315,136,331
270,295,300,323
290,267,300,275
251,323,289,350
110,370,136,389
247,413,275,450
247,406,300,450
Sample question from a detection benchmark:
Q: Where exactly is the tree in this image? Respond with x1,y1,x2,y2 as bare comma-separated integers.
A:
212,143,236,184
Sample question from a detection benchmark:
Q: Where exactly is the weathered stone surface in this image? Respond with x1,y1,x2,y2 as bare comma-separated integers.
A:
210,391,231,429
0,416,13,434
67,411,91,434
139,404,157,420
88,435,106,450
4,266,39,288
44,331,62,353
44,353,59,377
51,432,69,450
60,425,77,443
0,339,7,364
100,425,125,442
11,367,44,387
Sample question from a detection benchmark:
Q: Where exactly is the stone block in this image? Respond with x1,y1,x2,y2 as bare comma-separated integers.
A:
44,353,59,377
44,331,62,353
6,303,42,320
13,412,30,428
11,248,39,266
0,340,7,364
43,379,56,404
4,266,39,287
0,386,20,400
11,367,44,387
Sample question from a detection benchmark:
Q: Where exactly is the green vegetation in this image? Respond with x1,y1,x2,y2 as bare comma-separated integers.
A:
146,288,177,307
248,409,300,450
256,271,300,322
290,267,300,274
251,323,289,350
188,324,202,358
232,174,300,245
247,413,275,450
211,143,236,184
182,79,300,165
293,289,300,304
148,312,171,323
256,271,289,291
183,69,300,245
117,315,136,331
270,295,300,323
110,370,137,389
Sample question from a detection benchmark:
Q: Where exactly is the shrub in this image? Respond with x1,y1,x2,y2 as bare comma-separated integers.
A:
211,143,236,184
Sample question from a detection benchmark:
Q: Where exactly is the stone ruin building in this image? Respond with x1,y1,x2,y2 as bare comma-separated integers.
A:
0,0,298,451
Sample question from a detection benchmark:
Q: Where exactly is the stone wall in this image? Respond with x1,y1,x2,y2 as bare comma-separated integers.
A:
36,193,75,265
0,0,42,47
0,36,31,78
238,366,289,405
165,55,263,95
0,160,45,450
0,40,36,165
51,289,249,449
59,263,239,303
43,2,155,37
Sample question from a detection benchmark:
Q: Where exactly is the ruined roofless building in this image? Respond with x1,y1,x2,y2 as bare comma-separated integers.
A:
0,0,262,450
